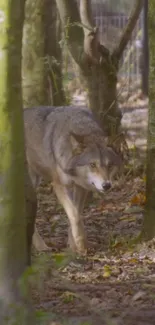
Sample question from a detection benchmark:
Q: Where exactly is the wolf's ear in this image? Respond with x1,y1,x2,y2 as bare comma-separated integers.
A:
105,132,129,161
70,132,86,155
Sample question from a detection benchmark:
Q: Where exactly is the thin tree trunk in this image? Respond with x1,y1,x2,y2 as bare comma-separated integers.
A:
22,0,48,106
142,0,155,240
44,0,66,105
141,0,149,97
83,62,120,136
22,0,66,252
22,0,66,107
0,0,35,323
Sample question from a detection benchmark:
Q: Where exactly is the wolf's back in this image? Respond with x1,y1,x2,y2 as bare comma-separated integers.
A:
24,106,55,136
24,105,104,140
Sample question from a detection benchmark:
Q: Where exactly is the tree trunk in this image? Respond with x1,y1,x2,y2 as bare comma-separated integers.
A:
44,0,66,105
141,0,149,97
22,0,66,251
22,0,66,107
22,0,48,106
142,0,155,240
83,60,120,135
56,0,143,136
0,0,35,323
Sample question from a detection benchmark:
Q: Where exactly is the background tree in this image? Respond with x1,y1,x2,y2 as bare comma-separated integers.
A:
141,0,149,97
22,0,66,107
0,0,36,323
44,0,66,105
142,0,155,240
22,0,67,251
55,0,143,136
22,0,47,106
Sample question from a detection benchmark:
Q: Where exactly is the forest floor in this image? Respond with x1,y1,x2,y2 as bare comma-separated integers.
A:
30,92,155,325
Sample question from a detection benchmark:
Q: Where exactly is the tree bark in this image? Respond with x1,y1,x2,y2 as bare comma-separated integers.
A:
43,0,66,105
0,0,36,323
22,0,66,107
22,0,48,106
56,0,143,136
22,0,66,252
141,0,149,97
142,0,155,240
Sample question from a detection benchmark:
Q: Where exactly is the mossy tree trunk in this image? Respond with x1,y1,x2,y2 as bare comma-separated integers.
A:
142,0,155,240
22,0,66,252
22,0,47,106
0,0,36,323
22,0,66,107
56,0,143,136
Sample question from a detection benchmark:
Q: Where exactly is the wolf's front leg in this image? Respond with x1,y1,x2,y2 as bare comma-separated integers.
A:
68,185,88,252
53,183,87,254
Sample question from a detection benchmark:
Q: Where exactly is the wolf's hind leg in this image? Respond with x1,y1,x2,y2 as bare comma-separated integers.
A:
28,166,41,188
28,167,49,251
53,183,87,254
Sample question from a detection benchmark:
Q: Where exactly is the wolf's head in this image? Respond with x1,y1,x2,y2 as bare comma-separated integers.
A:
65,133,123,192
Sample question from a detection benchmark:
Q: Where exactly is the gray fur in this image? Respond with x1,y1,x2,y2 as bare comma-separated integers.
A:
24,106,122,254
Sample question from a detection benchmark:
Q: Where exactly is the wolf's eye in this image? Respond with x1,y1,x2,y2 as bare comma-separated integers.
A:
90,162,96,168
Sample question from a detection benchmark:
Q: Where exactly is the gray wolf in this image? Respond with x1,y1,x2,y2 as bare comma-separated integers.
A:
24,106,123,254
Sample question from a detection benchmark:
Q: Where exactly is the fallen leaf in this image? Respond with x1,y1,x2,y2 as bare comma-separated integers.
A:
130,193,146,206
128,258,138,264
127,289,133,295
119,215,137,222
124,206,143,214
103,271,111,278
112,241,123,249
61,291,78,303
103,265,112,278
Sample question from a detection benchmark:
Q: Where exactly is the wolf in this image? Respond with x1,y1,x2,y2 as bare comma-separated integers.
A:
24,106,123,254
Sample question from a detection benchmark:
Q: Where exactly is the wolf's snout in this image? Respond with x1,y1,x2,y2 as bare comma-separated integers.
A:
102,181,111,191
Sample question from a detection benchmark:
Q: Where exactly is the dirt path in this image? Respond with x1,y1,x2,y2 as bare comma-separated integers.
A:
30,96,155,325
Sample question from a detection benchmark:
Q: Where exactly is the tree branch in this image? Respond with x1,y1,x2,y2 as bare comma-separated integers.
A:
112,0,143,61
55,0,85,66
55,0,111,66
79,0,100,64
80,0,94,29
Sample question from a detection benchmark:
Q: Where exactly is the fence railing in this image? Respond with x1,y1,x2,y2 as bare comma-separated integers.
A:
94,12,143,93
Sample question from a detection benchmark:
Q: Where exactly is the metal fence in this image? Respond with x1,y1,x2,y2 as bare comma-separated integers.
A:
93,10,143,93
67,1,144,95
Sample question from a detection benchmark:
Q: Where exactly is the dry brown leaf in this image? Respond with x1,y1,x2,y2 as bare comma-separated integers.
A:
112,241,123,249
119,215,137,222
130,193,146,206
128,258,139,264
